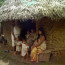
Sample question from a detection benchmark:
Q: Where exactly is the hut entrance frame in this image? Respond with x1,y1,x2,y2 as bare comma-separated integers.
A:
11,20,36,36
0,22,3,35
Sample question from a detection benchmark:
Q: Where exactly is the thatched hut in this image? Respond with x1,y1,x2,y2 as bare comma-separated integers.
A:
0,0,65,53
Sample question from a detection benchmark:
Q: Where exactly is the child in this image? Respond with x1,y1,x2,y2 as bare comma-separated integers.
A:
26,31,30,39
15,37,22,54
21,38,29,60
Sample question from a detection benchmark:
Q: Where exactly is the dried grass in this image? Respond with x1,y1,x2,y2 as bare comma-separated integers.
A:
0,0,65,22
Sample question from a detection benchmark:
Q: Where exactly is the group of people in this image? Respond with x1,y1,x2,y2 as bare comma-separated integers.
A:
11,21,46,62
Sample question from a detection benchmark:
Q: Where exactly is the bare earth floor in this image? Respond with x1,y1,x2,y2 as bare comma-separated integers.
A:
0,44,65,65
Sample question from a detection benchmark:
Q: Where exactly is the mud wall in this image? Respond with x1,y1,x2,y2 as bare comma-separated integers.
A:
3,18,65,51
3,21,12,46
39,18,65,51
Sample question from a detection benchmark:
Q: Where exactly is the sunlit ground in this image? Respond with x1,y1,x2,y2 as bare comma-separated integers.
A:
0,60,9,65
0,44,65,65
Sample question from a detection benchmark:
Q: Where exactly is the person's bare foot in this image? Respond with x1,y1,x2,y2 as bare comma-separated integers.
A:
31,59,34,62
13,51,16,55
36,60,38,63
26,58,29,61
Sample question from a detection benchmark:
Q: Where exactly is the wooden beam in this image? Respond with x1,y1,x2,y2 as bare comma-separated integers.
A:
36,20,39,34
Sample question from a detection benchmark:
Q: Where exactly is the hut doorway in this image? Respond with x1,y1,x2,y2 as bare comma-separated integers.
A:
18,19,36,32
25,19,36,32
18,19,36,40
0,22,3,35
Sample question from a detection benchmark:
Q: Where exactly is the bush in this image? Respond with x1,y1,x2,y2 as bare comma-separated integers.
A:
0,0,6,7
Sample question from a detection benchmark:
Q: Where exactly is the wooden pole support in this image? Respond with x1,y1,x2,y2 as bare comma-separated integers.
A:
36,20,39,34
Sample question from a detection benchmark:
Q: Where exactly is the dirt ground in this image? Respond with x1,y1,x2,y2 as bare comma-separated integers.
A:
0,44,65,65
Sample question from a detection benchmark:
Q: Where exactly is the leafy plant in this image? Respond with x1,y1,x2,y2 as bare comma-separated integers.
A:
0,0,6,7
41,63,52,65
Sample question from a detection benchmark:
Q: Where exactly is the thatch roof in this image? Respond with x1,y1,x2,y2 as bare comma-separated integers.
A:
0,0,65,22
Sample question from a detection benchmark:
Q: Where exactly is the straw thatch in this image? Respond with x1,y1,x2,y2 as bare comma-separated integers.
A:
0,0,65,22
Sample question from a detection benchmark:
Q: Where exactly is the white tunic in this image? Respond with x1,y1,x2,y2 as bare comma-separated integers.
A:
11,33,15,47
11,26,21,47
14,26,21,38
39,41,46,50
15,41,22,52
21,43,29,56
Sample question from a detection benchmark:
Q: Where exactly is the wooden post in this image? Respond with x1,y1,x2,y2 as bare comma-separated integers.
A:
36,20,39,34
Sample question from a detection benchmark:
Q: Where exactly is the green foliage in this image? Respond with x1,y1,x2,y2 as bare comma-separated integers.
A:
41,63,52,65
0,51,8,59
0,0,6,7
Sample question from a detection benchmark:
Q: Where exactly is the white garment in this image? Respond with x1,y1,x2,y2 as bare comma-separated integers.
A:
11,33,15,47
15,41,22,52
16,46,21,52
11,26,21,47
14,26,21,38
15,41,22,45
21,43,29,56
39,41,46,50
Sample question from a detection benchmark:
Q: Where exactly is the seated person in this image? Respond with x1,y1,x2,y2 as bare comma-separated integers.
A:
30,29,37,42
30,27,46,62
15,36,22,54
27,29,37,54
26,31,30,39
21,38,29,60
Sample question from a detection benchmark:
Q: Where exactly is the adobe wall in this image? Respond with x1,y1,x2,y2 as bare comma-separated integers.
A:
39,18,65,51
3,19,65,51
3,21,12,46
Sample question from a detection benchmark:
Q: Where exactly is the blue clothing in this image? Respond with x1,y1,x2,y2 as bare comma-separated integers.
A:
21,0,37,6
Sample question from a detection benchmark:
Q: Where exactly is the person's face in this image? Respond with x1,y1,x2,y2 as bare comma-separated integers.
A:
38,30,42,35
31,29,34,33
15,21,17,26
27,31,29,34
23,40,26,44
17,38,19,41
